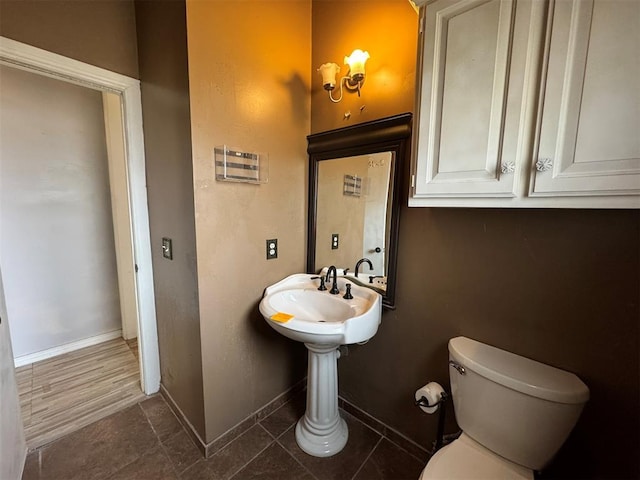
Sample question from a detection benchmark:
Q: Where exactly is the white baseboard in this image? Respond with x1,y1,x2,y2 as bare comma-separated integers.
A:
13,330,123,367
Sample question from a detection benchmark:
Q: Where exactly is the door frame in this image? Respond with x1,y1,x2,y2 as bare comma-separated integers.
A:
0,36,160,395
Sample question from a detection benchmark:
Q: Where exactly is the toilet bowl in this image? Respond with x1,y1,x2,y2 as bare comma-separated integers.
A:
419,433,531,480
418,337,589,480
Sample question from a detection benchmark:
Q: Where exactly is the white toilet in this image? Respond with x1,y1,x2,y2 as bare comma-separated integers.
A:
419,336,589,479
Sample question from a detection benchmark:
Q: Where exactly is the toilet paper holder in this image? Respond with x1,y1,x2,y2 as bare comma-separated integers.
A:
414,390,448,408
415,388,449,453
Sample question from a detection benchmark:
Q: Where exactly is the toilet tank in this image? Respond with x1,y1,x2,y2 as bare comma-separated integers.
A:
448,337,589,471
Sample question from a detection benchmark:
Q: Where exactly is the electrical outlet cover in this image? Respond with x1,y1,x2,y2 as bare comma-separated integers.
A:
266,239,278,259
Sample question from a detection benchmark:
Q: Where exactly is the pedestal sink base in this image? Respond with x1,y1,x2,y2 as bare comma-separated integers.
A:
259,274,383,456
295,415,348,458
296,343,348,457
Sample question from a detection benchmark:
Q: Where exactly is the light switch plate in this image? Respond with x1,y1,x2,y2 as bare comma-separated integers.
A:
162,237,173,260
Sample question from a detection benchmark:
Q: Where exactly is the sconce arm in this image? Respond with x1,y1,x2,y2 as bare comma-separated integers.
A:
328,76,350,103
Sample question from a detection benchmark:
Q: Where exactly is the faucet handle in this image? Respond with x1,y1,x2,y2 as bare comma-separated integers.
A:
311,276,327,291
343,283,353,300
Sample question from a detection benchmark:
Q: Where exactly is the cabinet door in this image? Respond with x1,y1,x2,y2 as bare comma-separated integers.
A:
532,0,640,197
413,0,541,198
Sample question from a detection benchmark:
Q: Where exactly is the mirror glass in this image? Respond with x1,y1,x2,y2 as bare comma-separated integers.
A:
307,113,412,309
315,152,394,291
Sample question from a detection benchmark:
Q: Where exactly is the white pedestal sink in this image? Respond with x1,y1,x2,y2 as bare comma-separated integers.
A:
259,273,382,457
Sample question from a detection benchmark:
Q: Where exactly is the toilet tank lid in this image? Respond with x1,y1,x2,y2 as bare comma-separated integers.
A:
449,337,590,404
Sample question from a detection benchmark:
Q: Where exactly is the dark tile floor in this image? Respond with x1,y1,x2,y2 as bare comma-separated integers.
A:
23,391,427,480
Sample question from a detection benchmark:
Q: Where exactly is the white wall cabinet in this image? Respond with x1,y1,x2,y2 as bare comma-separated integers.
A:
410,0,640,208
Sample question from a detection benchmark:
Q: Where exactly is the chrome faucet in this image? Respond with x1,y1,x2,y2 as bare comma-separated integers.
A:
354,258,373,277
325,266,340,295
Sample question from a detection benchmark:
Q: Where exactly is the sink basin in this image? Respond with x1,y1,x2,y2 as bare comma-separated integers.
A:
259,273,382,345
259,273,382,457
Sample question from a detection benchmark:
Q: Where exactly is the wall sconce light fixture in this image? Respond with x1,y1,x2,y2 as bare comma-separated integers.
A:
318,49,370,103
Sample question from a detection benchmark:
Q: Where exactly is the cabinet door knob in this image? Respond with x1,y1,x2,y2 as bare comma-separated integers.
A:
536,158,553,172
500,162,515,174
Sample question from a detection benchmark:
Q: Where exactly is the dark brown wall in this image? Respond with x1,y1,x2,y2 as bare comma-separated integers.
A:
339,207,640,479
0,0,139,78
310,1,640,479
134,0,205,439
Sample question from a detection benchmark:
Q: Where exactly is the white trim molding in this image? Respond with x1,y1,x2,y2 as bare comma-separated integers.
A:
0,37,136,93
13,331,124,368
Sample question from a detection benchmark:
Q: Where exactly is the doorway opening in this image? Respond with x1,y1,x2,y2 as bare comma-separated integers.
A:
0,37,160,445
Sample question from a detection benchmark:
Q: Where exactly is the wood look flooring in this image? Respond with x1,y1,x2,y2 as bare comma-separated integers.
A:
15,337,145,450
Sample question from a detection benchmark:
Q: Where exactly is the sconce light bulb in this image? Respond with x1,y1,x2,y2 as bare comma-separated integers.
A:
345,49,370,78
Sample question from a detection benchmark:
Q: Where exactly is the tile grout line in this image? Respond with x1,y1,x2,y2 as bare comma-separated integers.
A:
100,403,164,480
261,422,279,442
205,379,305,457
225,423,284,480
273,424,322,480
382,433,430,464
158,427,199,478
340,398,430,460
350,435,382,480
139,400,168,442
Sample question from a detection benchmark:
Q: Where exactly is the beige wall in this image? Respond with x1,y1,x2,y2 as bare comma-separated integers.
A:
311,0,418,133
315,156,368,271
312,1,640,478
186,1,310,443
0,0,139,78
134,1,206,439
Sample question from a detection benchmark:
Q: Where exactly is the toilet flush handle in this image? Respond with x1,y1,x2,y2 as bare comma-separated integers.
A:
449,361,466,375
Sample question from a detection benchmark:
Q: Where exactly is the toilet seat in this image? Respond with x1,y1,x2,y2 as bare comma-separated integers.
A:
419,433,533,480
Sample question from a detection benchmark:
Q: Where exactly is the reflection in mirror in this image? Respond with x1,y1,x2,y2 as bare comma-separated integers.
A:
315,152,394,291
307,113,412,309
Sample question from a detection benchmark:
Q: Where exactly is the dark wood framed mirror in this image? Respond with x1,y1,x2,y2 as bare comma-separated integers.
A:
307,113,412,309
